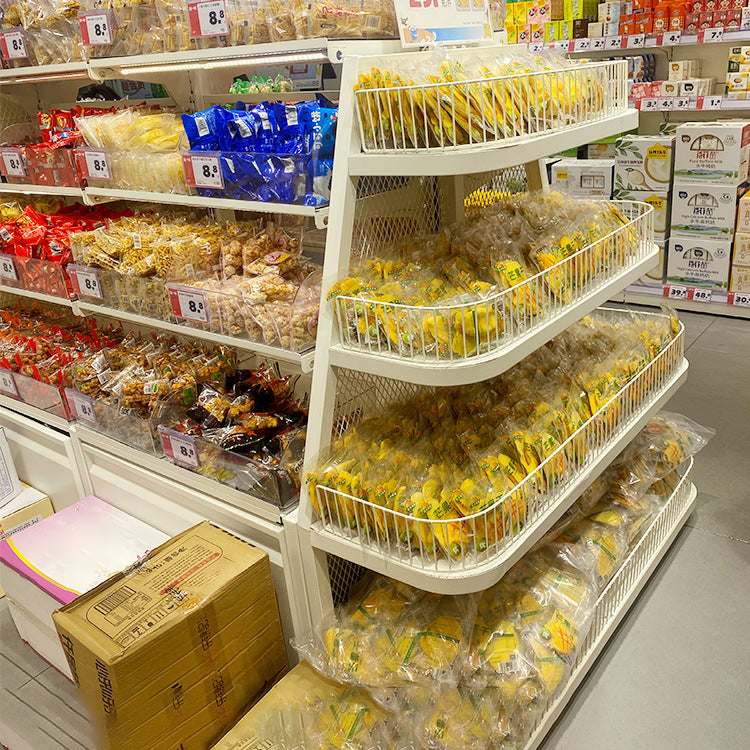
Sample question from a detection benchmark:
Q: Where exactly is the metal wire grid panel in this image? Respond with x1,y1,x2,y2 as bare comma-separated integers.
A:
334,201,654,363
326,554,367,608
463,166,529,211
355,57,628,153
313,315,684,574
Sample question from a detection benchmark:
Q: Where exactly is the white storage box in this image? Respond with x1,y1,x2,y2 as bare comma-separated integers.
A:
670,182,746,237
667,236,732,289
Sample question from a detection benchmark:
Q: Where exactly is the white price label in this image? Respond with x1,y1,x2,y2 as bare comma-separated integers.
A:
0,149,25,177
701,27,724,43
645,34,657,47
665,284,688,300
1,30,27,60
73,267,102,299
573,38,590,52
591,36,605,50
181,153,223,189
79,11,113,45
658,97,675,111
167,284,209,323
729,291,750,307
0,254,17,281
66,389,96,423
605,35,622,49
159,427,200,468
675,96,691,111
664,30,681,45
0,369,18,397
627,33,645,48
79,149,111,180
689,287,713,303
701,95,723,111
188,0,228,38
527,41,544,52
640,97,658,112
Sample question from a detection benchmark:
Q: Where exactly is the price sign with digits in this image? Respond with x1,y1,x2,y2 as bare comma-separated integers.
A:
663,284,688,300
0,148,26,178
69,264,103,299
0,369,18,397
167,283,210,324
640,98,658,112
627,33,645,48
78,10,113,46
688,287,713,303
728,291,750,307
527,42,544,53
158,426,200,468
0,29,28,60
698,27,724,44
0,254,18,282
701,95,723,111
65,389,96,424
76,148,112,180
572,38,590,52
658,30,681,45
605,35,622,49
187,0,229,38
591,36,605,50
675,96,692,111
658,97,675,111
181,153,224,189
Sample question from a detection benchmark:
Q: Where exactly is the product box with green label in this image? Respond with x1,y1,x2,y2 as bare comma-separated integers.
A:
667,236,732,288
613,188,670,238
670,182,746,237
614,136,675,192
673,122,750,184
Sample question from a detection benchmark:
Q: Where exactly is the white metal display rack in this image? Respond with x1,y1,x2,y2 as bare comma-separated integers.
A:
294,46,692,643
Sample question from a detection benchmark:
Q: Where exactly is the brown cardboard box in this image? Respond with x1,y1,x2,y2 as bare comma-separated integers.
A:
53,522,288,750
0,487,53,597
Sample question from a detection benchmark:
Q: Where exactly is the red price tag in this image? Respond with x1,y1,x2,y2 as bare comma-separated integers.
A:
728,291,750,307
158,426,200,468
76,148,112,180
663,284,688,300
182,153,224,189
0,254,18,282
0,29,27,60
187,0,228,38
0,148,25,178
167,284,209,323
69,264,102,299
688,287,713,303
78,10,113,46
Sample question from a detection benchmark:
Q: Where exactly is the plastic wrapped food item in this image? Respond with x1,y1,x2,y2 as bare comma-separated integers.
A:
310,0,397,39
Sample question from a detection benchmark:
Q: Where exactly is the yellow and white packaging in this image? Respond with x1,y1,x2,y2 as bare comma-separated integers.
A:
614,135,675,192
732,231,750,264
730,264,750,291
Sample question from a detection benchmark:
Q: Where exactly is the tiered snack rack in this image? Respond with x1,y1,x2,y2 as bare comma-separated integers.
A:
290,45,696,744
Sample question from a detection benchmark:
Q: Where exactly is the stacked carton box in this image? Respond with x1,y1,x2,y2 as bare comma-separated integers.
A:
550,158,614,197
732,189,750,290
668,121,750,289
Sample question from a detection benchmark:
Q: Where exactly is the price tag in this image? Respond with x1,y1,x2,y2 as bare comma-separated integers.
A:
0,369,18,397
572,38,590,52
187,0,228,38
69,265,102,299
627,33,645,48
77,148,112,180
78,10,113,46
688,287,713,303
640,97,659,112
728,291,750,307
591,36,605,50
658,97,675,111
0,254,18,282
605,35,622,49
167,284,209,323
701,95,723,110
159,426,200,469
664,284,688,300
181,153,224,189
698,27,724,43
660,30,681,45
65,389,96,423
527,41,545,52
0,148,25,178
675,96,692,110
0,29,28,60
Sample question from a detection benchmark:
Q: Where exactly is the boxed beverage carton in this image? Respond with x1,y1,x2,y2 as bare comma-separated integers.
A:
674,121,750,184
53,521,288,750
669,59,701,81
614,135,675,191
613,188,671,234
0,485,53,597
670,181,746,236
730,263,750,291
667,235,732,287
725,72,749,92
550,158,614,197
735,187,750,230
0,496,168,677
732,231,750,263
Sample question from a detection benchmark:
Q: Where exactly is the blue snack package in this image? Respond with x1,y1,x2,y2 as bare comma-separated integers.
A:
258,154,298,204
181,106,226,151
249,103,278,153
221,109,260,152
304,155,333,207
272,103,305,155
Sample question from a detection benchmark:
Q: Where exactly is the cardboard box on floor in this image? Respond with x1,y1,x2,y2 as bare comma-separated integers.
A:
53,521,288,750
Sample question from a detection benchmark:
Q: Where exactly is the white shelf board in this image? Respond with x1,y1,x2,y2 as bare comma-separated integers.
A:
329,245,659,386
77,301,315,372
0,183,83,197
0,284,76,309
613,287,750,319
347,111,639,177
526,480,698,750
0,61,88,84
74,424,286,524
309,357,689,594
0,395,71,432
83,187,329,227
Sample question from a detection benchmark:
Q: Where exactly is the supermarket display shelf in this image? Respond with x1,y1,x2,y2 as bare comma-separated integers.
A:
527,463,697,750
309,357,689,594
0,183,84,197
0,394,70,432
74,424,286,524
347,111,639,176
614,286,750,319
329,244,659,387
83,187,330,227
0,283,75,308
0,61,89,84
76,300,315,371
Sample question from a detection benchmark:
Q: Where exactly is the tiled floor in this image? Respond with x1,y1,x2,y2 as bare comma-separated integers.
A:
0,309,748,750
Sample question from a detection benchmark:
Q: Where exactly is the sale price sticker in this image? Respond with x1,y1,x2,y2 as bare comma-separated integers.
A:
69,264,102,299
187,0,228,38
76,148,112,180
0,369,18,398
0,254,18,282
167,284,210,324
78,10,113,46
728,291,750,307
627,33,645,48
663,284,688,300
65,389,96,424
605,35,622,49
688,287,713,303
159,426,200,469
181,153,224,189
0,29,28,60
0,148,26,178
